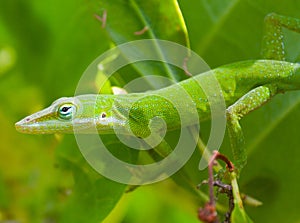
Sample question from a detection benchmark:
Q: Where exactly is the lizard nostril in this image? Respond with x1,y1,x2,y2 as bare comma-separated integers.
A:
25,118,30,122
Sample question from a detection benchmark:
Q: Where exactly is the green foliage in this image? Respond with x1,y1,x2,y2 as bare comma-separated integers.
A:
1,0,300,222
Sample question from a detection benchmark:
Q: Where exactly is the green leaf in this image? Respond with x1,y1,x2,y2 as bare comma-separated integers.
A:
96,0,190,83
98,0,188,44
176,1,300,222
0,0,193,222
55,135,134,223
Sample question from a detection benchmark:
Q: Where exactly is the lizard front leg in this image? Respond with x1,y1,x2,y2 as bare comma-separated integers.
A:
262,13,300,60
226,84,277,172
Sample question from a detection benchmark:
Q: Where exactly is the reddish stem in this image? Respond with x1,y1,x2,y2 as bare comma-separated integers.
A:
94,10,107,28
199,151,235,222
183,57,192,77
134,26,149,35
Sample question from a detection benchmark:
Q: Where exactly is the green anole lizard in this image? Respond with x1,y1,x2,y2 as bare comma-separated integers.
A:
15,13,300,171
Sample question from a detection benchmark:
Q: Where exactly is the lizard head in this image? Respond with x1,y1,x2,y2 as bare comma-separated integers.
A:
15,95,125,134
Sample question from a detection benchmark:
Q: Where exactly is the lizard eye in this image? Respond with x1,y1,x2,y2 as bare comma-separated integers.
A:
58,103,76,120
101,112,107,119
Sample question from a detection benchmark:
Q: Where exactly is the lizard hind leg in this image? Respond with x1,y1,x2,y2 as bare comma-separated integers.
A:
262,13,300,60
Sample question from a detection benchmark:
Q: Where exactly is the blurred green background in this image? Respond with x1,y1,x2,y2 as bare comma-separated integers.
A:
1,0,300,222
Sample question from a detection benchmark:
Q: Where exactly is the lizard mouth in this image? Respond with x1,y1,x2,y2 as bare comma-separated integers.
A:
15,110,46,134
15,112,114,134
15,106,58,134
15,115,59,134
15,116,37,133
